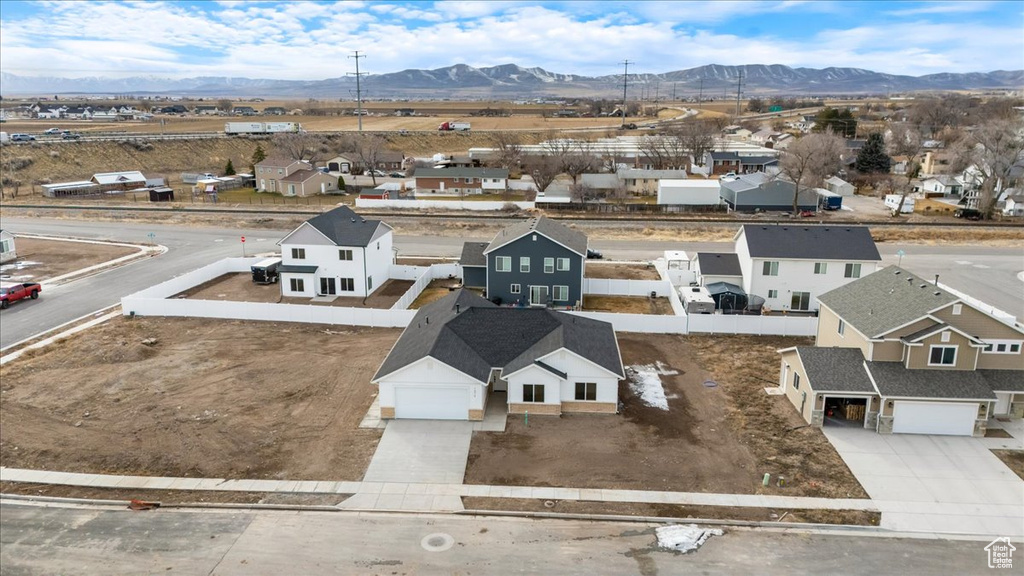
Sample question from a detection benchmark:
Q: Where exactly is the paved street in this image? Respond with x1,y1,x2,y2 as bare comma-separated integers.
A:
0,503,999,575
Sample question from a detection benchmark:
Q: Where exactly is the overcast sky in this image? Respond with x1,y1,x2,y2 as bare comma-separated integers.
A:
1,1,1022,79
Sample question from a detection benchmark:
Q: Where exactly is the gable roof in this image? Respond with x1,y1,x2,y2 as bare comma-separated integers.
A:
484,216,588,257
738,224,881,261
738,155,779,166
460,242,488,267
257,157,306,169
373,289,623,382
91,171,146,185
695,252,741,276
866,361,995,399
795,347,875,393
818,267,959,339
284,205,391,247
280,169,326,183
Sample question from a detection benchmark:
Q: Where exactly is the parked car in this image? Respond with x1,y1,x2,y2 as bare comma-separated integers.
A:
44,127,62,135
0,282,41,309
954,208,982,220
388,171,404,178
370,170,387,177
10,133,35,142
62,132,81,140
586,248,604,260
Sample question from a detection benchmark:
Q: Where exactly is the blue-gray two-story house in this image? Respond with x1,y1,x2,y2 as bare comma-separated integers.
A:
460,216,588,307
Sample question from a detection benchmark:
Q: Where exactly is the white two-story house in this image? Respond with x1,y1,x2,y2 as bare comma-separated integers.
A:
276,206,393,298
734,224,882,313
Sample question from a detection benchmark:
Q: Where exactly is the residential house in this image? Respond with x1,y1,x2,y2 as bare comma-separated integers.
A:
778,267,1024,436
413,167,509,195
433,154,483,169
656,179,722,206
276,205,393,298
279,169,338,197
718,173,817,212
722,126,753,141
702,151,777,175
36,106,65,119
64,106,92,119
691,252,742,287
91,171,148,192
1002,193,1024,216
920,175,964,198
460,216,588,307
618,169,688,195
824,176,855,197
255,157,313,193
159,104,189,115
734,224,882,313
263,107,287,115
0,230,16,265
232,106,258,116
194,105,220,115
373,151,406,172
326,155,355,174
371,289,624,420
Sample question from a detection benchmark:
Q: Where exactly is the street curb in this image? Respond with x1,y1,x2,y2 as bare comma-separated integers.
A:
0,493,344,513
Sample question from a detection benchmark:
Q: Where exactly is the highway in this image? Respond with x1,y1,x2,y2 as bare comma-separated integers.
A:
0,502,994,575
1,217,1020,348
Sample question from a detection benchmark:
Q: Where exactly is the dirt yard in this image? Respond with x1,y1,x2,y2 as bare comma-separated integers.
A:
583,295,673,315
466,333,866,499
175,273,413,308
585,262,662,280
409,278,466,309
0,317,401,481
0,237,139,282
992,450,1024,481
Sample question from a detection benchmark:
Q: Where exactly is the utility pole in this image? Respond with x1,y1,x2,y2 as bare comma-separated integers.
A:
734,69,743,117
698,77,703,109
672,82,677,101
620,60,631,126
348,51,367,132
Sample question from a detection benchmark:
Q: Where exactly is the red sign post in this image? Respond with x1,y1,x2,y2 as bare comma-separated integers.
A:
241,235,246,256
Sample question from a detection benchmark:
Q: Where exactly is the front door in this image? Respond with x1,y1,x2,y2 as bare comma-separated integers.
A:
529,285,548,306
320,277,336,295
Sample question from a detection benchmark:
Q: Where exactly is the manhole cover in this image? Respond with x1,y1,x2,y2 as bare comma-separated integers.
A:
421,533,454,552
703,380,718,388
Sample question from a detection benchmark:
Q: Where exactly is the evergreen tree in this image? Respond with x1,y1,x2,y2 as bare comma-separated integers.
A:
337,175,345,190
250,144,267,173
855,133,891,173
224,159,236,176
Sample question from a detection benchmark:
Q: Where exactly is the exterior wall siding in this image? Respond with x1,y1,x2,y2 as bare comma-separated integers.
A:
904,330,979,370
933,303,1024,340
463,266,486,288
748,259,880,312
376,358,485,411
780,352,815,425
815,305,871,357
486,235,583,306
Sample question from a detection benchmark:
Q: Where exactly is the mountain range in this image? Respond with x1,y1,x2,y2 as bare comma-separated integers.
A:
1,64,1021,99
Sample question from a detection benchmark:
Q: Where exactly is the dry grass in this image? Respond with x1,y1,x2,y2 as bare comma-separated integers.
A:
871,226,1024,247
582,295,673,315
409,278,467,309
585,263,662,280
992,449,1024,481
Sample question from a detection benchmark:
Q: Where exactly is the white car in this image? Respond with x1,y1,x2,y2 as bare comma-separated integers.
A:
44,127,62,135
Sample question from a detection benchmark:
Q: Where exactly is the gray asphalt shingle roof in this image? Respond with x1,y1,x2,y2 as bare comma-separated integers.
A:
818,267,959,338
484,216,588,256
372,289,623,382
695,252,742,276
979,370,1024,392
460,242,488,267
796,347,875,393
740,224,881,261
866,361,996,399
413,167,509,179
299,205,391,248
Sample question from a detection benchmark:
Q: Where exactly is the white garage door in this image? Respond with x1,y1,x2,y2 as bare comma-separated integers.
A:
394,386,469,420
892,401,977,436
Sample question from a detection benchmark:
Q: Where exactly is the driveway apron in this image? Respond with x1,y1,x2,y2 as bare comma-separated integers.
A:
362,420,474,484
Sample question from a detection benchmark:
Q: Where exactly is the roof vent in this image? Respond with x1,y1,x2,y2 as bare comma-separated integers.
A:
351,218,356,222
894,270,901,275
456,304,461,314
426,316,430,324
919,283,927,288
934,291,941,296
361,219,366,223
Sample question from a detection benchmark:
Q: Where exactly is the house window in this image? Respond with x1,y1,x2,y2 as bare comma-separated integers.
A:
553,286,568,301
844,263,862,278
522,384,545,403
928,345,957,366
838,319,845,336
575,382,597,401
814,262,828,275
793,373,800,390
520,257,530,273
762,261,779,276
367,276,373,291
289,278,305,292
557,258,570,271
339,278,354,291
496,256,511,272
767,289,778,299
291,248,306,259
544,258,555,273
339,249,353,261
278,169,283,175
983,340,1023,354
952,304,963,315
791,291,811,311
511,283,521,294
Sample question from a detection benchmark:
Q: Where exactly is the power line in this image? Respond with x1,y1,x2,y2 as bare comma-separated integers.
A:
620,59,631,126
348,50,367,132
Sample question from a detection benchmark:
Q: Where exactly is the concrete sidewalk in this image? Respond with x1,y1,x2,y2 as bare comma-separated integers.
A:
0,466,876,513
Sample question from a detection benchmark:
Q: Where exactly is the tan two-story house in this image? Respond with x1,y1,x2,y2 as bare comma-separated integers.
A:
778,267,1024,437
256,157,312,194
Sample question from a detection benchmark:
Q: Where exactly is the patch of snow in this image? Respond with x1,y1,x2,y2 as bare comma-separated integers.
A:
0,260,41,272
656,524,723,553
626,362,678,411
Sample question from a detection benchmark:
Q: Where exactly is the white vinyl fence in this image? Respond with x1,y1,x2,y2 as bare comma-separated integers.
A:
686,313,818,336
583,278,672,297
390,263,462,310
569,311,686,334
356,198,535,211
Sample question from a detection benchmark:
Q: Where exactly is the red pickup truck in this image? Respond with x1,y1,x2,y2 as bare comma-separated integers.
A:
0,282,41,309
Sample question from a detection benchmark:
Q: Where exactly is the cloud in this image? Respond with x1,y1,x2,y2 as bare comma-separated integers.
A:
885,1,996,16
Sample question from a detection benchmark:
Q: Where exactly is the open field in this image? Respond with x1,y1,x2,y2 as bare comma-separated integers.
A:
466,333,865,499
175,272,414,308
0,317,399,480
585,262,662,280
0,237,138,282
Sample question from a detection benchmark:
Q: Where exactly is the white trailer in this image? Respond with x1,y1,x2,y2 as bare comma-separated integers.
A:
884,194,915,214
225,122,302,135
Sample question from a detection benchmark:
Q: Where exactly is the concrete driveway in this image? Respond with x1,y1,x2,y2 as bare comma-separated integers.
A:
362,420,473,484
825,427,1024,537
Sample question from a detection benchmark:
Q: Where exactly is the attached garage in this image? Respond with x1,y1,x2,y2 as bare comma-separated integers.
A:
394,386,470,420
892,401,977,436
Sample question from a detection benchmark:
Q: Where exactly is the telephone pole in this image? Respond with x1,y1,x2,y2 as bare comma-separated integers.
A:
698,77,703,109
348,51,367,132
620,59,631,126
735,69,743,117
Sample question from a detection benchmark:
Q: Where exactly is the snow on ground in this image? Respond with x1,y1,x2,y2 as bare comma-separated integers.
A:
656,524,724,553
626,362,678,411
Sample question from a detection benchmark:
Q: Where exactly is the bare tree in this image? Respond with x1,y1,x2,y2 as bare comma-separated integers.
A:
885,123,923,216
951,119,1024,218
778,132,845,215
273,132,326,166
607,181,630,208
638,133,689,170
569,182,595,204
542,138,598,184
672,121,716,172
488,132,523,171
525,155,561,195
217,99,233,113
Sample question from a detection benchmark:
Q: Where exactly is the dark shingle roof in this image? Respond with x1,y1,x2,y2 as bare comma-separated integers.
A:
740,224,881,261
297,206,391,248
484,216,588,256
818,267,959,338
696,252,741,276
796,347,875,393
373,289,623,382
979,370,1024,393
460,242,487,267
866,361,996,399
738,156,779,165
280,169,323,183
277,264,318,274
710,151,739,160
